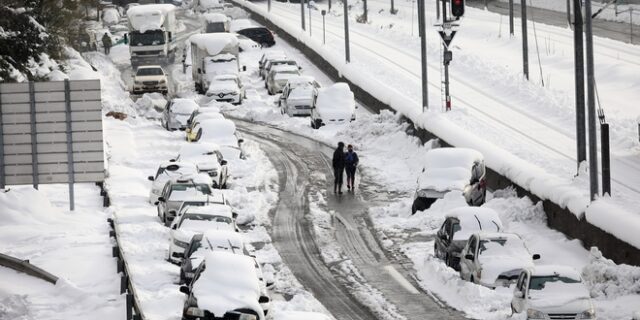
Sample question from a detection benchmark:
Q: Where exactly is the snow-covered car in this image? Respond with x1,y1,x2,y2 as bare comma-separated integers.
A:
310,82,356,129
132,65,169,95
179,230,248,283
186,111,225,141
258,51,286,74
205,74,245,104
266,64,301,95
195,0,224,12
434,207,503,270
190,119,244,155
155,174,214,226
511,265,596,320
278,75,320,117
161,98,199,131
411,147,486,214
147,161,199,204
102,7,121,26
172,142,229,188
203,12,229,33
186,105,222,128
261,59,298,80
459,232,540,288
237,34,261,52
179,251,266,320
168,204,236,263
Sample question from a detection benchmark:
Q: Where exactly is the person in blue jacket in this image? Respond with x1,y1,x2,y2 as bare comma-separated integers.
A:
345,144,359,191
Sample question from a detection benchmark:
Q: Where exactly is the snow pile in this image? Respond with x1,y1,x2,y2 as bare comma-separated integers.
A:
583,247,640,298
315,83,355,118
203,12,228,23
134,92,167,119
84,51,137,116
127,4,176,33
0,188,60,225
585,198,640,250
190,33,239,56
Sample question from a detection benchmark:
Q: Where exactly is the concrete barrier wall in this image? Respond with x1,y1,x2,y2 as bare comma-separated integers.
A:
236,2,640,266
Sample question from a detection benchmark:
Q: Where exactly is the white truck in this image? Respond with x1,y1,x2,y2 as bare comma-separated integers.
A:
126,4,178,67
189,33,241,94
203,12,230,33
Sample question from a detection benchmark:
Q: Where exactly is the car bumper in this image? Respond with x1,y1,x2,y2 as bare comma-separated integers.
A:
168,241,188,264
133,85,168,94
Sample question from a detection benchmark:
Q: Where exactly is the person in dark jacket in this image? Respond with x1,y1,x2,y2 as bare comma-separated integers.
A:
332,142,346,194
345,144,359,191
102,33,112,54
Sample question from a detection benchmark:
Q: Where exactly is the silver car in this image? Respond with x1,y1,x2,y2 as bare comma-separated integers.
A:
266,65,300,95
278,76,320,117
261,59,298,80
161,98,200,131
155,174,214,226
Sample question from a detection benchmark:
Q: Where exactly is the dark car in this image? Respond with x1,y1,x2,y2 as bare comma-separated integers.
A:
237,27,275,47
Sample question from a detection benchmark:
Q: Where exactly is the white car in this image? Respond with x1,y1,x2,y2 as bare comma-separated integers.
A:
191,119,244,154
206,74,245,104
265,64,300,95
168,204,236,263
155,174,214,226
511,265,596,320
261,59,297,80
179,251,266,320
412,147,487,214
173,142,229,188
310,83,356,129
459,232,539,288
161,98,200,131
147,162,199,204
132,65,168,95
278,75,320,117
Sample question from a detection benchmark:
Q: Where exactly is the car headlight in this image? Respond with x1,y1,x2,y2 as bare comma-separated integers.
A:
185,307,204,317
526,308,546,319
173,239,189,248
134,80,141,85
238,314,257,320
159,79,166,84
577,308,596,319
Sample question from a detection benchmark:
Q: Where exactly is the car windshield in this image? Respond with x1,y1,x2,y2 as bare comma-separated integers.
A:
137,68,163,76
169,184,212,198
183,214,232,224
130,30,165,46
478,238,528,258
206,22,225,33
529,275,581,291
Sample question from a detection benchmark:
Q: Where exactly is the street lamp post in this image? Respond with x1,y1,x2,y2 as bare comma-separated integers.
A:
322,10,327,44
343,0,350,62
301,0,306,30
309,3,313,36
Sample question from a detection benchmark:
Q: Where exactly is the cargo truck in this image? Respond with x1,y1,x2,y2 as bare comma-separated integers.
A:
127,4,178,67
189,33,241,94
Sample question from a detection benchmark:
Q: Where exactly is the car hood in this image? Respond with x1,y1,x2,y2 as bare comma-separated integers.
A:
416,167,470,192
193,285,263,320
208,82,239,93
135,75,164,81
478,256,533,284
528,293,592,314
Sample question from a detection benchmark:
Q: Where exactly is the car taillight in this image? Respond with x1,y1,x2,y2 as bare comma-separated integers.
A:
479,179,486,189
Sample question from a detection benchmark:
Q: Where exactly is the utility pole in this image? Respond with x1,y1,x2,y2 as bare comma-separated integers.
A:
436,0,440,20
584,0,599,200
343,0,351,62
521,0,529,80
363,0,368,22
566,0,571,26
391,0,397,14
322,10,327,44
418,0,429,111
441,0,451,111
268,0,271,12
573,0,587,171
329,0,332,11
301,0,306,31
509,0,514,36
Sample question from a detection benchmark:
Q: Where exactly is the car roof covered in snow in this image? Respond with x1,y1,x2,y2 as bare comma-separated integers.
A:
193,251,263,318
197,119,238,146
127,4,176,32
190,33,239,56
445,207,503,241
417,148,483,192
169,173,213,185
158,161,198,170
184,203,233,219
315,83,355,112
203,12,228,23
170,98,199,114
286,75,315,86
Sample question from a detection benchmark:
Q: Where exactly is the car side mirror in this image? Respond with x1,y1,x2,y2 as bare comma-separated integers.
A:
179,286,190,294
238,139,244,144
157,197,165,202
220,160,227,165
169,159,176,162
232,212,238,219
298,66,302,70
242,66,247,71
464,254,474,260
172,224,177,230
169,210,176,215
532,254,541,260
154,201,160,205
148,176,154,181
514,291,524,299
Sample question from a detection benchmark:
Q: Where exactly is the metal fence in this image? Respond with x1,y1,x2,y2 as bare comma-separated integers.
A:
0,79,105,209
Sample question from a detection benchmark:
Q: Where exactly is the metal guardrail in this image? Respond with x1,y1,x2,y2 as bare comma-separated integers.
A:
108,216,146,320
0,252,59,284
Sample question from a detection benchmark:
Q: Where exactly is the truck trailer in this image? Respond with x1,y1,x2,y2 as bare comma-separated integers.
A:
127,4,178,67
189,33,240,94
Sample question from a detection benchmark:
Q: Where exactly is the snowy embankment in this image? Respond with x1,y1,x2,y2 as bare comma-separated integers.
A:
230,0,640,252
93,40,334,319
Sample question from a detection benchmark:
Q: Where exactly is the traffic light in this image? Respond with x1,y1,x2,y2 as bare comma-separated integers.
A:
451,0,465,18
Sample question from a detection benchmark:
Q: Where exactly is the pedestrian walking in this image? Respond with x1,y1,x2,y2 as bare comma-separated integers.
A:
102,33,112,55
345,144,359,191
332,141,346,194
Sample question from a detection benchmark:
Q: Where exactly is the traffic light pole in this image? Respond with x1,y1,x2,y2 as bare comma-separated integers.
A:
418,0,429,111
442,0,451,111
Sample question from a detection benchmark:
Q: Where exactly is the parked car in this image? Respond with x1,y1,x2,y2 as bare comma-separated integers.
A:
179,230,248,283
236,27,275,47
434,207,503,270
205,74,245,104
168,204,236,263
261,59,297,80
411,147,486,214
266,64,301,95
172,142,229,188
186,105,222,128
132,65,169,95
155,174,214,226
186,111,225,141
310,82,356,129
190,119,244,157
258,51,286,74
279,75,320,117
511,265,595,320
102,7,121,26
179,251,266,320
147,162,199,204
161,98,200,131
459,232,540,288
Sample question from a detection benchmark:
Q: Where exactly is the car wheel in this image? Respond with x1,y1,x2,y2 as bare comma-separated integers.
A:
510,303,516,316
470,275,475,283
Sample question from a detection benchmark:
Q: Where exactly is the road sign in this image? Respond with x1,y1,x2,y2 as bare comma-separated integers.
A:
438,30,457,47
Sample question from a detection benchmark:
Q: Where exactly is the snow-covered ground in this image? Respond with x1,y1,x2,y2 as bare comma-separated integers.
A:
231,0,640,253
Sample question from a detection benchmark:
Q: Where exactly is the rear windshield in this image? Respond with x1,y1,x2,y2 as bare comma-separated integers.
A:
137,68,163,76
